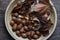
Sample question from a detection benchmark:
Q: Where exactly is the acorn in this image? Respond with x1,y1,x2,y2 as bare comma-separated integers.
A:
16,31,21,37
10,20,15,26
12,24,17,31
21,33,27,38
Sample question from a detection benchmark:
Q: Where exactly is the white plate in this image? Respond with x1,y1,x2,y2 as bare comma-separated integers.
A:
5,0,57,40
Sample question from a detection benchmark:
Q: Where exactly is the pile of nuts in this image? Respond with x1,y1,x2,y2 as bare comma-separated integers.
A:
10,0,53,40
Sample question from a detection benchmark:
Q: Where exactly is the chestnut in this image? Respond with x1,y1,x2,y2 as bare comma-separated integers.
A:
21,18,27,25
20,27,26,33
21,33,27,38
16,18,21,24
28,25,33,29
27,32,31,36
31,31,35,36
35,31,41,36
16,31,21,37
10,20,15,26
33,34,39,39
24,26,29,31
17,24,23,30
12,24,17,31
12,17,17,22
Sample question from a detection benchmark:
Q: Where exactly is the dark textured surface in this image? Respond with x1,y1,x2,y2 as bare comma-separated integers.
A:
0,0,60,40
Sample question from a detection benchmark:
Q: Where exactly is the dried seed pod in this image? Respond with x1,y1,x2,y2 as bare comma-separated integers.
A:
39,0,50,5
12,4,22,13
16,31,21,37
21,33,27,38
12,24,17,31
11,13,18,17
17,24,23,30
10,20,15,26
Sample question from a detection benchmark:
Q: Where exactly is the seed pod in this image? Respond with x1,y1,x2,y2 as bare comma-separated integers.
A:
16,31,21,37
10,20,15,26
12,24,17,31
12,4,22,13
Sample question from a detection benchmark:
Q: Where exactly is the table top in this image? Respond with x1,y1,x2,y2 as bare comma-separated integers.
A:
0,0,60,40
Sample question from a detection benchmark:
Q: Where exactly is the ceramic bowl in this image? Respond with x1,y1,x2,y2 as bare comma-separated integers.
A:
5,0,57,40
